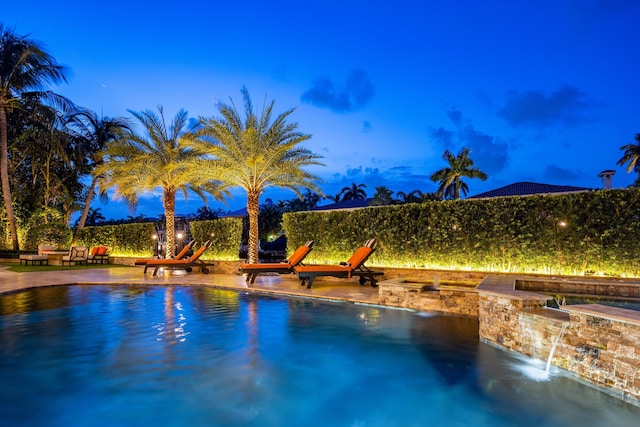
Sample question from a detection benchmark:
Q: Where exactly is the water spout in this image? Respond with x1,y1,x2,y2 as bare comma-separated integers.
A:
545,323,567,372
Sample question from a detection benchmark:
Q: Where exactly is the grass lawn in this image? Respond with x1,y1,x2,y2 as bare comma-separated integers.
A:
1,263,134,273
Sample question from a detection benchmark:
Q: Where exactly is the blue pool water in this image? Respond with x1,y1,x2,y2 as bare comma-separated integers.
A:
0,285,638,427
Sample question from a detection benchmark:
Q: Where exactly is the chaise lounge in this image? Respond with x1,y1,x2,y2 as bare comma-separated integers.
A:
145,241,211,276
240,240,314,284
295,239,383,289
134,240,195,272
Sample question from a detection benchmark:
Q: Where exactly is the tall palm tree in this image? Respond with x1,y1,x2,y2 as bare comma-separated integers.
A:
430,147,487,200
339,182,367,200
68,109,131,243
617,133,640,186
95,106,228,258
193,87,323,264
0,25,69,250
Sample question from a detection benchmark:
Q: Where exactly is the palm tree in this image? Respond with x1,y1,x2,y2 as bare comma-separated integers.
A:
95,106,228,258
371,186,394,206
339,182,367,200
86,207,106,226
68,109,131,243
397,189,440,203
193,87,323,264
617,133,640,186
0,25,69,250
430,147,487,200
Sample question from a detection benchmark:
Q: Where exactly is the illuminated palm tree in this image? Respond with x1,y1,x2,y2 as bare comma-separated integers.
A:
430,147,487,200
68,109,131,243
617,133,640,186
339,182,367,200
0,25,69,250
96,106,228,258
193,87,323,264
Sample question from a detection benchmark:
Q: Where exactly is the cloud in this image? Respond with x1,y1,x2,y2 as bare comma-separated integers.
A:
362,121,373,133
542,165,582,182
301,69,375,113
430,109,509,176
323,165,434,198
497,85,594,128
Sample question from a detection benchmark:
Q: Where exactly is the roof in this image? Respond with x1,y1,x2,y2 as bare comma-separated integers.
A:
311,198,373,212
468,182,594,199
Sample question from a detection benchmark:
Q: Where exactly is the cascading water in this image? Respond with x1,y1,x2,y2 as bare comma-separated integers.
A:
545,323,568,372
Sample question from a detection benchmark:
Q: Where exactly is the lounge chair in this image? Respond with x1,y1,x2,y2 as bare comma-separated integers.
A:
62,246,89,266
145,241,212,276
134,240,195,272
240,241,314,284
295,239,383,289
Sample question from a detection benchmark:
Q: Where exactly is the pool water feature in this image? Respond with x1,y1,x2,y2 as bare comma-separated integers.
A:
0,285,638,426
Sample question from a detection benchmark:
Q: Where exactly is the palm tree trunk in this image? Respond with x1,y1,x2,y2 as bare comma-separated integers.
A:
247,191,260,264
71,175,98,244
0,106,20,251
164,188,176,259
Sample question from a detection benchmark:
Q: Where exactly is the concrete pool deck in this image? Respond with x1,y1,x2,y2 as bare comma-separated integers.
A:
0,265,381,304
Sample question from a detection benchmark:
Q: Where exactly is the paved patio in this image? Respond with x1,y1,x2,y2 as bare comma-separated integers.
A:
0,265,381,305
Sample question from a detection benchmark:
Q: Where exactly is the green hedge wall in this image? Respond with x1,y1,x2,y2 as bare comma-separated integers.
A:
79,218,243,260
79,222,156,256
283,188,640,277
190,217,243,260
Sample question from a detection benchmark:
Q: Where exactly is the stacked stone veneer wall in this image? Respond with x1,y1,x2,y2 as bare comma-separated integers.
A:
377,279,479,317
555,305,640,402
477,286,640,403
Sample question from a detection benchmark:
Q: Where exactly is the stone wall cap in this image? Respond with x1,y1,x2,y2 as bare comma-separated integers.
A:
565,304,640,326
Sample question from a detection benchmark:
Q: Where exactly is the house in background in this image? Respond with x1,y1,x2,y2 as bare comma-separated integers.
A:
468,170,617,200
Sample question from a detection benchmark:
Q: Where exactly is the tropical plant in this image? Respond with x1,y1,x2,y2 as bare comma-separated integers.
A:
0,25,70,250
86,207,106,226
325,193,342,203
284,190,321,212
95,106,228,258
193,87,323,263
339,182,367,200
371,186,394,206
617,133,640,186
67,109,131,243
430,147,487,200
397,189,440,203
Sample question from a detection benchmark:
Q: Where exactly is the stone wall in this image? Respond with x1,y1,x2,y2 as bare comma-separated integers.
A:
377,279,479,316
477,284,640,403
557,305,640,402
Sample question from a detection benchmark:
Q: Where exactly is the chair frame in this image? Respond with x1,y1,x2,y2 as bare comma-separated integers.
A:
296,240,383,289
145,241,212,276
240,241,314,284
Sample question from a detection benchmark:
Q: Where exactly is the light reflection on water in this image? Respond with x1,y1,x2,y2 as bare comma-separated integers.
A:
0,285,638,427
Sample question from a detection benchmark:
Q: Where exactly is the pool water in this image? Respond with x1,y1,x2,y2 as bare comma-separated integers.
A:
0,285,638,427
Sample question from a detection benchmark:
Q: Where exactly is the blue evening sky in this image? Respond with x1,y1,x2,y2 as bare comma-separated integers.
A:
5,0,640,220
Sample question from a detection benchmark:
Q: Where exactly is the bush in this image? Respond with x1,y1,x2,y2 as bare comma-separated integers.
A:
283,188,640,277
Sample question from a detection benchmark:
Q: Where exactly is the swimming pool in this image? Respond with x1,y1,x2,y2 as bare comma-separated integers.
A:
0,285,638,426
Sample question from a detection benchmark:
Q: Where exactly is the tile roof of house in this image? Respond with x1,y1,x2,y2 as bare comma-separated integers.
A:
311,198,373,211
468,182,595,199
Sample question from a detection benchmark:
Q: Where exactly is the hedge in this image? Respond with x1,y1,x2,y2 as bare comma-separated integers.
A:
189,218,243,260
283,188,640,277
77,217,243,260
79,222,156,256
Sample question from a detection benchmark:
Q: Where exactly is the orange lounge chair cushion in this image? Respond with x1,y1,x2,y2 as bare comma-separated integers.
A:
241,244,312,271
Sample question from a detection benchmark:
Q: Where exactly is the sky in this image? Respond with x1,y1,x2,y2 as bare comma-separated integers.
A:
5,0,640,220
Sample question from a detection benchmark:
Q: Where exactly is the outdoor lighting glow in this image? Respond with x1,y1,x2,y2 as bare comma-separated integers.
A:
558,221,567,227
152,234,157,240
177,233,183,239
